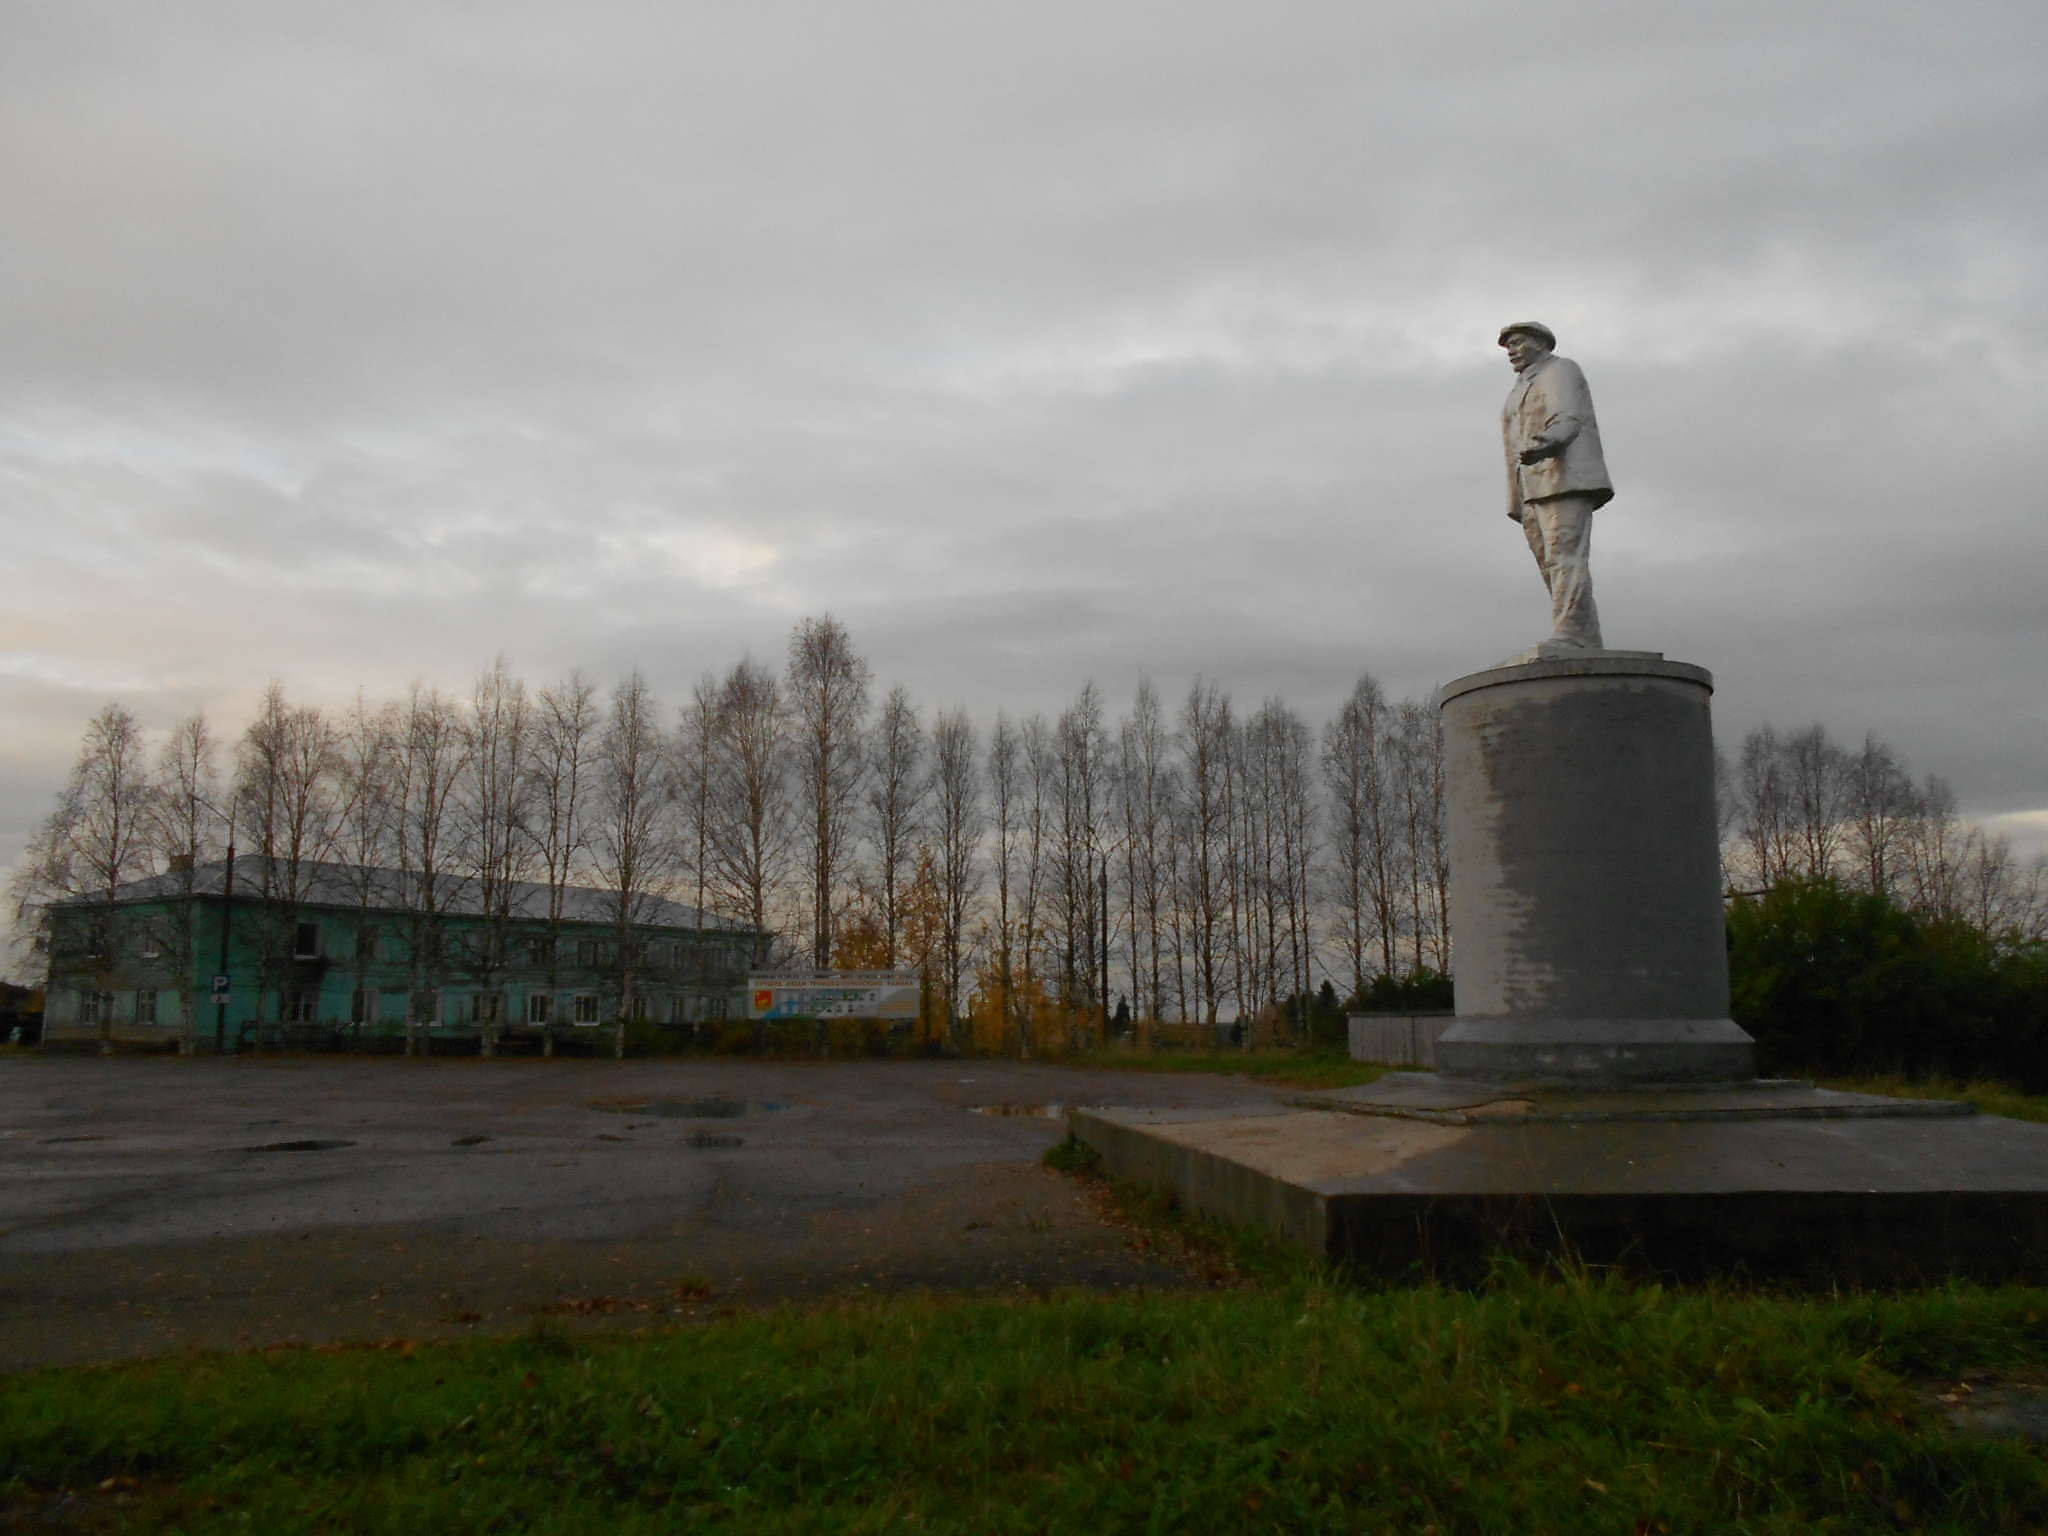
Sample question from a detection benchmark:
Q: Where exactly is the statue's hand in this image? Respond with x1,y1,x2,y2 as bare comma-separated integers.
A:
1517,438,1559,465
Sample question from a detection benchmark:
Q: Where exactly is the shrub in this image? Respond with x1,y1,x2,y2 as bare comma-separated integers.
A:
1728,878,2048,1086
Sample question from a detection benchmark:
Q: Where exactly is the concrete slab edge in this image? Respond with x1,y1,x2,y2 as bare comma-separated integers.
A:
1283,1095,1977,1127
1068,1110,1328,1256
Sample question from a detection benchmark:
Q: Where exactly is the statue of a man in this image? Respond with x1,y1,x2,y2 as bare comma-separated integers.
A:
1499,322,1612,652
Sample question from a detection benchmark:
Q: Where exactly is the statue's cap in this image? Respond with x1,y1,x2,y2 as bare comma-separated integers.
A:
1497,321,1556,349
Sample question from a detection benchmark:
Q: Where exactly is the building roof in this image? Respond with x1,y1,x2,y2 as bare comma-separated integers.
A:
53,858,743,933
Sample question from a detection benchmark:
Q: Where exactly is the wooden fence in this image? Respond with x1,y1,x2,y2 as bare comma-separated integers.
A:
1346,1012,1454,1068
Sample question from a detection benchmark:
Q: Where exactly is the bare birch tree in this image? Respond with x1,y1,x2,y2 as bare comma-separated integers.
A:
705,657,788,943
1733,725,1794,893
1014,715,1055,1053
527,672,599,1056
13,704,156,1052
1116,680,1174,1025
1392,700,1446,975
986,712,1021,1050
234,685,343,1047
929,706,981,1040
144,712,224,1051
1175,680,1233,1025
1054,683,1109,1038
332,694,400,1047
1320,673,1395,997
392,685,470,1055
865,685,927,968
1905,775,1970,920
1783,723,1850,880
1845,733,1917,897
590,671,679,1058
786,615,870,969
457,659,534,1056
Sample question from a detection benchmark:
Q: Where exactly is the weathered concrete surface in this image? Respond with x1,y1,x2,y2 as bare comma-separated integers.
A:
1298,1073,1974,1125
1072,1096,2048,1283
1436,654,1754,1084
0,1056,1281,1368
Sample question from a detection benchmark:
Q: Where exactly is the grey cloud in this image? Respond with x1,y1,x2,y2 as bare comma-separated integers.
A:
0,0,2042,870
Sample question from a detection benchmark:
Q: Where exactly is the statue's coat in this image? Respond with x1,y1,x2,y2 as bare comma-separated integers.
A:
1502,353,1614,519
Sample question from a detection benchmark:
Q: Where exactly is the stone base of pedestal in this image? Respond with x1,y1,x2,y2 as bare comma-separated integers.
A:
1438,652,1748,1090
1070,1078,2048,1282
1433,1017,1756,1085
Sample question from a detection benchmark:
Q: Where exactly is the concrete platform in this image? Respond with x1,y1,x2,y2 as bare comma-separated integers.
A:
1071,1075,2048,1282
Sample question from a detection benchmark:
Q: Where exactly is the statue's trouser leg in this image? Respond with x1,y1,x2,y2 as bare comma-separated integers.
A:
1531,494,1603,648
1520,505,1551,585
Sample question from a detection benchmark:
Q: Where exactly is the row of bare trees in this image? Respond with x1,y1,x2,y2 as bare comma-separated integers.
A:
14,619,1456,1051
1724,722,2047,940
39,621,2038,1055
680,659,1450,1049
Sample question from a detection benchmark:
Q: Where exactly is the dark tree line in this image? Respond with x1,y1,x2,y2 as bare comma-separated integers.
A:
1723,721,2048,1084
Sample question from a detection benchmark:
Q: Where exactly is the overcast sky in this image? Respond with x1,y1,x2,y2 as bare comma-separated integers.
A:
2,0,2043,861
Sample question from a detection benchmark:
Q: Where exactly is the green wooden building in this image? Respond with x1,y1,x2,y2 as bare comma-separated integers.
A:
39,857,767,1052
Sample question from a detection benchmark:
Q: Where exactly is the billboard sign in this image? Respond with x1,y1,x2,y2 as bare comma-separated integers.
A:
748,971,920,1021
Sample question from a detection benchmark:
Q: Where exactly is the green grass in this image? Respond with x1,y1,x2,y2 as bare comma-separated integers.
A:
12,1077,2048,1532
1824,1076,2048,1124
1083,1044,1390,1090
8,1268,2048,1533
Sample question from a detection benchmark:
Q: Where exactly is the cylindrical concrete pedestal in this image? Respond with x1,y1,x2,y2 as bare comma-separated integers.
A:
1434,653,1754,1084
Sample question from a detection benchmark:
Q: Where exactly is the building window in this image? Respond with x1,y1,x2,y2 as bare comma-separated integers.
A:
572,994,600,1026
527,993,552,1025
293,923,321,959
142,933,164,960
527,937,552,968
134,989,158,1026
281,991,318,1024
78,992,108,1026
350,990,374,1025
355,928,377,961
472,993,501,1025
576,940,600,969
413,992,440,1026
83,928,105,959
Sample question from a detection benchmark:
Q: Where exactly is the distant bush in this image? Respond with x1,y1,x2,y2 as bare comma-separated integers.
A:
1728,878,2048,1087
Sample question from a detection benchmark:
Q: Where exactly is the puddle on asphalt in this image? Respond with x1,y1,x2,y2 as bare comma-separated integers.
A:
969,1103,1067,1119
592,1098,784,1119
39,1135,107,1144
685,1131,744,1148
451,1135,491,1147
241,1139,356,1153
